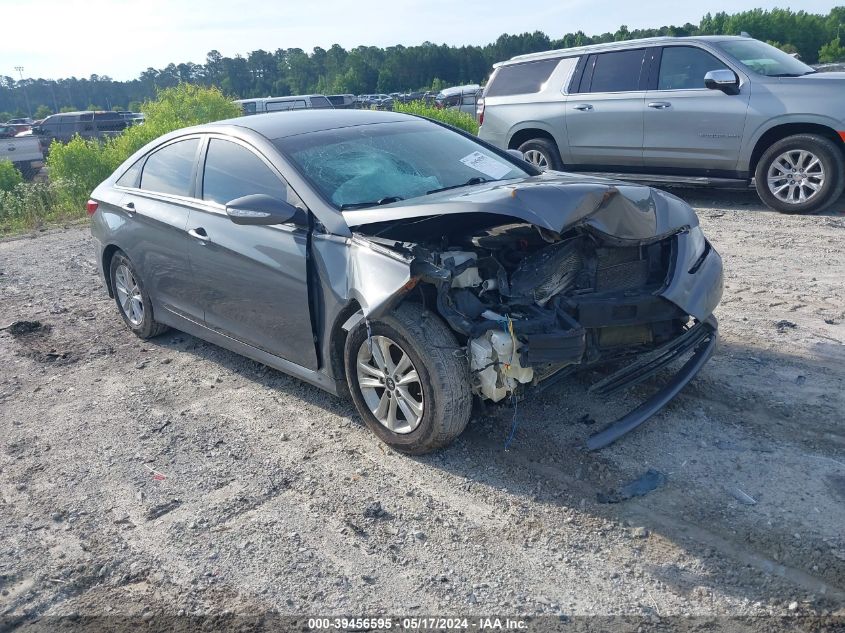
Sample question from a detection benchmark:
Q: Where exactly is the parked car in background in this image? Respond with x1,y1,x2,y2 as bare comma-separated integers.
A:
0,128,44,178
89,109,721,454
32,111,128,147
117,111,145,125
479,36,845,213
235,95,334,115
437,85,482,117
327,94,357,109
5,117,34,126
2,122,32,135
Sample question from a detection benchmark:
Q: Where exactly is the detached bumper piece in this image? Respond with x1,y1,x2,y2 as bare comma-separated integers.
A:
585,316,718,451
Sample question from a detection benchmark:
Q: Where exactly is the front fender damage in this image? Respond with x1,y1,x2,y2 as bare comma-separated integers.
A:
326,178,723,448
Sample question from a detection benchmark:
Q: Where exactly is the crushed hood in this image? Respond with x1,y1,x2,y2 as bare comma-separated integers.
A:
342,172,699,240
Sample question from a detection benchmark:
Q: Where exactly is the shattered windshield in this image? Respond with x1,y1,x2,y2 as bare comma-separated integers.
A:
274,120,529,210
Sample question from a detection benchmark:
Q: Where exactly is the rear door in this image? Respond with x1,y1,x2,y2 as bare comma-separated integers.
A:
117,136,203,321
186,136,318,369
565,48,649,168
642,45,750,173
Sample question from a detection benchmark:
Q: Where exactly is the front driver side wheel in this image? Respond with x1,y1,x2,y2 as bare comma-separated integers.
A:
755,134,845,214
344,302,472,454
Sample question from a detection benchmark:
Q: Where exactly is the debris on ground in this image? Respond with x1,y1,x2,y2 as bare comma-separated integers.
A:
775,320,797,333
3,320,49,337
363,501,390,519
146,498,182,520
728,486,758,506
596,469,667,504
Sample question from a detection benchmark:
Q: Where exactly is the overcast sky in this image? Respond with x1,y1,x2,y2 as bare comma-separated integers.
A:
1,0,838,80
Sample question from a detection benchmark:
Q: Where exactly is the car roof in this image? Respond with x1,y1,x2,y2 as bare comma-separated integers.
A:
208,109,413,139
497,35,750,66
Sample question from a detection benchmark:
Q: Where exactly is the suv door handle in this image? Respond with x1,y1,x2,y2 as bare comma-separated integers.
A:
573,104,593,111
648,102,672,109
188,227,210,243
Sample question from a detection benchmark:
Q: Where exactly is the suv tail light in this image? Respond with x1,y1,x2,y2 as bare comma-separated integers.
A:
477,98,485,126
86,200,98,216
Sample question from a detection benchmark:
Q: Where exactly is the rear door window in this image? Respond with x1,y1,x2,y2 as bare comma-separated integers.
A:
140,138,200,197
309,96,332,109
657,46,730,90
485,57,563,97
201,138,286,205
584,49,647,93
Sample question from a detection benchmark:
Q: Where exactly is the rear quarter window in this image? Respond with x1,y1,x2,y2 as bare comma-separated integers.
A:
485,57,565,97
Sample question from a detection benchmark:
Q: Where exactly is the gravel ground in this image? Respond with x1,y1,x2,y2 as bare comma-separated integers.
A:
1,189,844,629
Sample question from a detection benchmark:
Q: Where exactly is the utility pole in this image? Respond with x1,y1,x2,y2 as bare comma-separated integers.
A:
14,66,32,119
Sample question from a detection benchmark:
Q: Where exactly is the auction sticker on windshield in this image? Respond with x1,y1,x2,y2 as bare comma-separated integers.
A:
460,151,512,180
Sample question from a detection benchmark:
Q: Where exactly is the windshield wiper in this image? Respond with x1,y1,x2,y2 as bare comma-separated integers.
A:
426,176,490,195
769,71,816,77
339,196,404,210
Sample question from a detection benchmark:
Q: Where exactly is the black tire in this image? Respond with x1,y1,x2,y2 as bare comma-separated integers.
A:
108,252,169,339
517,137,563,171
16,164,38,180
344,302,472,454
754,134,845,214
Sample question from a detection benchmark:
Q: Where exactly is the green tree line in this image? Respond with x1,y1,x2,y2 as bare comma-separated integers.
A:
2,6,843,119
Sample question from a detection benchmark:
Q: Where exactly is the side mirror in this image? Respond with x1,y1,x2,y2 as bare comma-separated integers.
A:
506,148,526,161
225,193,299,225
704,69,740,95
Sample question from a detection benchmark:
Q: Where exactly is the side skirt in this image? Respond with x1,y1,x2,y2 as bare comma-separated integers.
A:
157,309,341,397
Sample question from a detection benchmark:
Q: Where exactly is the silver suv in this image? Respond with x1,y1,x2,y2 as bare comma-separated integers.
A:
478,36,845,214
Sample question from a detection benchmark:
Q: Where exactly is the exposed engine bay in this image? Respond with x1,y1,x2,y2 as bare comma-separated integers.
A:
356,217,692,404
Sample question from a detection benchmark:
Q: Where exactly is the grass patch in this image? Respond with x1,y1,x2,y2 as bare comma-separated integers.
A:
393,101,479,135
0,179,87,235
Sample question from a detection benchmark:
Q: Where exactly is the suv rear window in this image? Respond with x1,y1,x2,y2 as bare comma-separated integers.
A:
584,49,647,93
485,58,563,97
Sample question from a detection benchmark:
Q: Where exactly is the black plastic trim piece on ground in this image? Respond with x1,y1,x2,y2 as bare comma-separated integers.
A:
585,316,718,451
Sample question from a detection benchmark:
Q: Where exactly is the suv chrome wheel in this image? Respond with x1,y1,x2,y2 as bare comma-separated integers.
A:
523,149,549,169
356,335,424,434
767,149,825,205
114,263,144,326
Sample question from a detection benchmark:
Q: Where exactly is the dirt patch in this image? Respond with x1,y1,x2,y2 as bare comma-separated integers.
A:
1,194,844,624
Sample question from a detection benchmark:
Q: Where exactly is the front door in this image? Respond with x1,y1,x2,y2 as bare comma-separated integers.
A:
565,48,649,168
186,136,318,370
642,45,751,173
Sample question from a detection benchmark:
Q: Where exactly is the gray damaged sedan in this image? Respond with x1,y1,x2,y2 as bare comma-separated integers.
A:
89,110,723,454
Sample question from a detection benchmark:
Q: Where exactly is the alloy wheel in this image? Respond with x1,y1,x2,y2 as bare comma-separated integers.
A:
766,149,825,205
114,264,144,326
523,149,549,169
356,335,424,434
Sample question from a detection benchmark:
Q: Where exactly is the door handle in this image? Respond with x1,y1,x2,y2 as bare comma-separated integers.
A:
573,104,593,111
122,201,135,214
648,102,672,109
188,228,210,243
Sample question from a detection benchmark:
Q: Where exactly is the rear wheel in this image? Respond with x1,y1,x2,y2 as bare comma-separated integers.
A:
517,138,563,171
109,252,169,339
755,134,844,214
344,302,472,454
